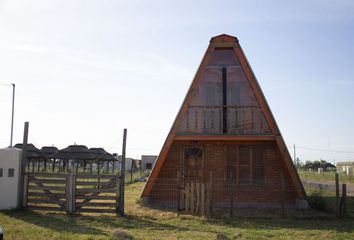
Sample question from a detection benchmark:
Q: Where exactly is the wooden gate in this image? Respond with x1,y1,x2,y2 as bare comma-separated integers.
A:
22,172,121,213
181,182,209,215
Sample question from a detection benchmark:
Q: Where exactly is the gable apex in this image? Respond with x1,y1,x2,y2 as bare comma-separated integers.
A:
210,34,239,44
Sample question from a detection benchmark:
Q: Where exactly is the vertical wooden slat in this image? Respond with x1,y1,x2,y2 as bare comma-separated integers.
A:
191,182,195,214
196,182,200,214
185,183,190,212
201,183,205,215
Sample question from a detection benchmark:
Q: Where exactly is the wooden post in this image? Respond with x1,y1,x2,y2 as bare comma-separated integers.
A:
22,173,28,208
116,177,121,213
280,171,285,218
118,128,127,217
130,160,133,184
209,171,213,217
335,173,339,216
66,173,76,213
341,184,347,217
18,122,29,209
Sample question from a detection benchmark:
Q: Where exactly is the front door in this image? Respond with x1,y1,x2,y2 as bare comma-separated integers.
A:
180,146,206,214
183,146,203,184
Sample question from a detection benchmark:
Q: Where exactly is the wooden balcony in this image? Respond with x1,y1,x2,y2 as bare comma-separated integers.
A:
177,105,272,136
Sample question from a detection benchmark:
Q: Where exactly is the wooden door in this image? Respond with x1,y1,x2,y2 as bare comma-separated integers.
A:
180,146,207,214
183,146,203,183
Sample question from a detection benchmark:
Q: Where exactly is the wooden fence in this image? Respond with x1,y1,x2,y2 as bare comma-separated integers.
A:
22,172,122,213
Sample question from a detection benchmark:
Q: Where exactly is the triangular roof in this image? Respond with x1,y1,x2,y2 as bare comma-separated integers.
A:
142,34,305,198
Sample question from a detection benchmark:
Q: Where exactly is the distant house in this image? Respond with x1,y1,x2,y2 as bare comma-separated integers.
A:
141,155,158,171
336,161,354,173
114,154,140,171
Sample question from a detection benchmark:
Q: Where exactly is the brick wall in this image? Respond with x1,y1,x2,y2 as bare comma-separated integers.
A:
148,140,299,206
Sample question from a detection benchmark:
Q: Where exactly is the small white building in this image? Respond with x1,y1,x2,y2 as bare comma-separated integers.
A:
0,147,22,210
336,161,354,172
141,155,157,171
336,161,354,176
113,154,140,171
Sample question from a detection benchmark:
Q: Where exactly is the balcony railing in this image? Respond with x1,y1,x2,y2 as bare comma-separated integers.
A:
178,105,271,135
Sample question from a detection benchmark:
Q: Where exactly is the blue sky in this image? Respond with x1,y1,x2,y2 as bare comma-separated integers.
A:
0,0,354,163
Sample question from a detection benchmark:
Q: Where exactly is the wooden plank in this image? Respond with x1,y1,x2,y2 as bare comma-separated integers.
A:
76,181,115,186
201,183,205,215
76,174,121,179
181,189,185,210
27,198,66,205
185,183,190,212
76,188,116,193
191,182,195,214
29,178,66,184
28,192,66,198
26,206,62,211
76,208,116,213
196,182,200,214
28,185,66,191
27,172,67,178
76,202,116,207
76,195,116,200
174,135,274,141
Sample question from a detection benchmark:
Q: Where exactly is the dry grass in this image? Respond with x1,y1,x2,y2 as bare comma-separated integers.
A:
0,182,354,240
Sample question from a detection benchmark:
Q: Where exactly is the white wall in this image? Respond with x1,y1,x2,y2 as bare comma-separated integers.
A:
141,155,157,171
0,147,22,210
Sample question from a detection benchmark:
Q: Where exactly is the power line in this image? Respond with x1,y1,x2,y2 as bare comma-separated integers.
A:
0,82,11,87
288,145,354,154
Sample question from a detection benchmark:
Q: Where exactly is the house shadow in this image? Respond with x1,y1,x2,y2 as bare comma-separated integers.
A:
2,209,190,238
201,204,354,234
2,210,105,236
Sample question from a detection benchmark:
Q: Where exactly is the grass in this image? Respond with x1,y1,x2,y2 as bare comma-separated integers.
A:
298,170,354,184
1,182,354,240
124,170,149,184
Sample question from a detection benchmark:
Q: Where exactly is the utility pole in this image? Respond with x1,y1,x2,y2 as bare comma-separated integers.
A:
293,144,296,167
10,83,15,147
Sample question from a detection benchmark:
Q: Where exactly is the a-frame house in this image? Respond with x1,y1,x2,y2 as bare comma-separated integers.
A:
142,34,306,211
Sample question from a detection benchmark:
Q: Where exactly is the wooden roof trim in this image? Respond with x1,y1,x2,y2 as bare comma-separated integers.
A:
233,46,306,198
142,45,215,197
174,135,274,141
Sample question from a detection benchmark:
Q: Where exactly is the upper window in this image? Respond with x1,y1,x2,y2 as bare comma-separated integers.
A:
8,168,15,177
